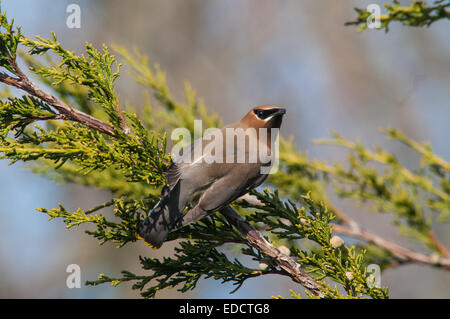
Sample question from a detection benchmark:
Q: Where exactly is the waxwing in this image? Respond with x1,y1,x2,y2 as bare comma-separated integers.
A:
138,105,286,248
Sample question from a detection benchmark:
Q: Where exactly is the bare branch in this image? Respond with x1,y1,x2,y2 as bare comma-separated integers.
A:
220,205,324,298
328,201,450,266
427,230,450,259
332,223,450,270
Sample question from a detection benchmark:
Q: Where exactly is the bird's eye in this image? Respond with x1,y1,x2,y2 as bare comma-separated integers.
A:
254,108,280,120
254,109,265,119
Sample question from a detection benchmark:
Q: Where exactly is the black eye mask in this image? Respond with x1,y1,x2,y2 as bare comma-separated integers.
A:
253,108,280,120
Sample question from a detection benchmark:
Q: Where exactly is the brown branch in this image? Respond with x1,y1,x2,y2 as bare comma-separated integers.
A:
237,193,263,205
0,57,116,136
240,194,450,271
333,223,450,269
427,230,450,258
328,204,361,231
113,103,131,136
219,205,324,298
328,203,450,268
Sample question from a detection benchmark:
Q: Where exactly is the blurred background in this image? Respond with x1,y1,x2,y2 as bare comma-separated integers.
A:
0,0,449,298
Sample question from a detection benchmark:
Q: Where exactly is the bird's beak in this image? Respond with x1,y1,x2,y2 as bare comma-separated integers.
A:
274,108,286,116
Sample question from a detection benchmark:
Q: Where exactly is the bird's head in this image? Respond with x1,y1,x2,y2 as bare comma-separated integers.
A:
241,105,286,129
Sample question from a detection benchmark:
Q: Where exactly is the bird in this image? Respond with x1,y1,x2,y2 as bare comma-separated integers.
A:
137,105,286,248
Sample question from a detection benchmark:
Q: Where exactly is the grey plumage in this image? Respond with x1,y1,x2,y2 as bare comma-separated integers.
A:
137,105,286,248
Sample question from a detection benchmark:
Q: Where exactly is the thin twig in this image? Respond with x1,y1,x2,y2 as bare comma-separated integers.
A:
113,103,131,136
427,230,450,258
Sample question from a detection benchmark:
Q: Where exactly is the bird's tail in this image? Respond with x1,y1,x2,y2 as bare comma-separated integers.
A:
137,187,184,249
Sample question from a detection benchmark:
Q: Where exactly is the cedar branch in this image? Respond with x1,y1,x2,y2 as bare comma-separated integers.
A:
0,57,117,136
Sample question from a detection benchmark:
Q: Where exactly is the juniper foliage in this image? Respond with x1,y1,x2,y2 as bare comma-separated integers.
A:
0,6,448,299
347,0,450,32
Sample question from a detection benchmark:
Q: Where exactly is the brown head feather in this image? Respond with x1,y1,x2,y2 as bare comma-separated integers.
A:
239,105,286,129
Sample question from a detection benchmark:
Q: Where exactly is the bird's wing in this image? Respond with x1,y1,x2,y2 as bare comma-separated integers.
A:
164,162,182,190
165,134,208,190
171,164,267,229
166,126,230,188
